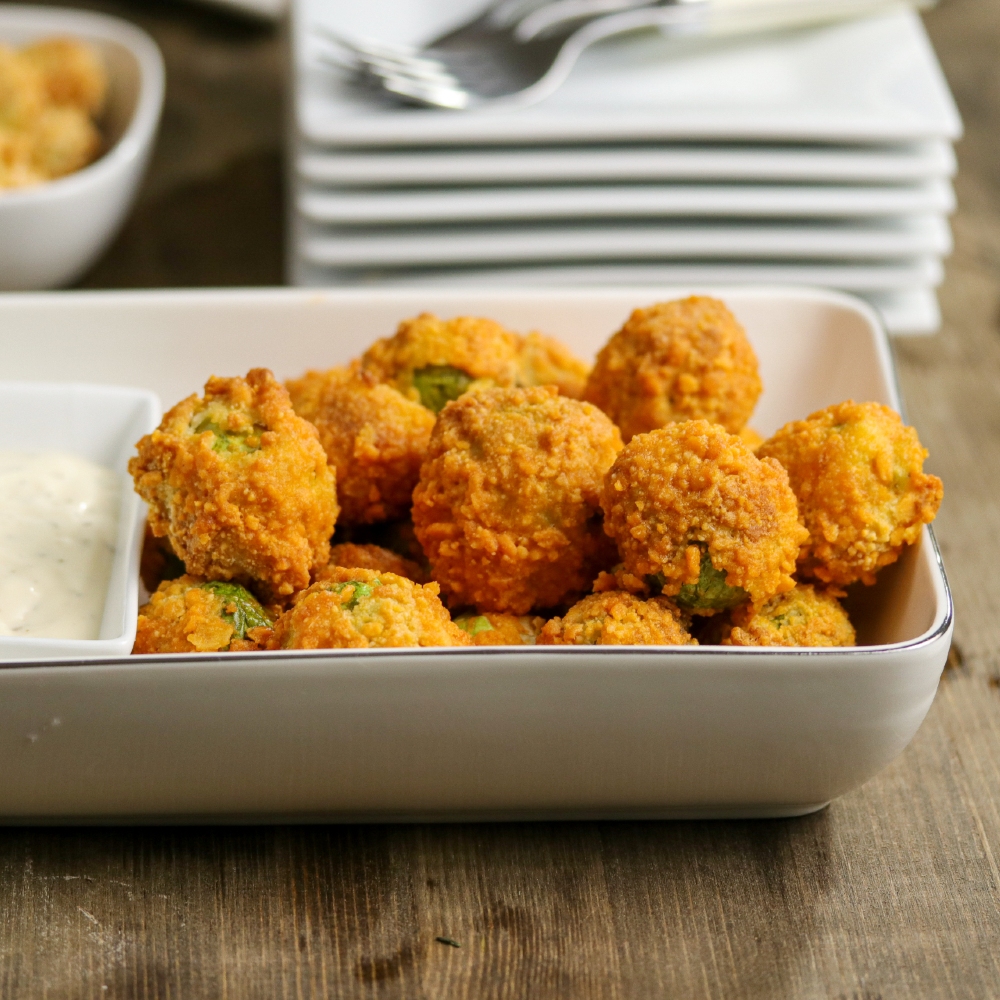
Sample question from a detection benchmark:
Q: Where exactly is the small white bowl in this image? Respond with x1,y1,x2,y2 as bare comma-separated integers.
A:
0,6,165,290
0,382,161,660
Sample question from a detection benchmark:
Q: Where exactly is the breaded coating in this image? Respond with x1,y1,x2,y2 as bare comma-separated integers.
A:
584,296,762,442
453,611,545,645
757,401,943,586
326,543,428,583
130,368,338,598
722,583,855,647
738,426,764,452
514,331,591,399
134,575,274,654
0,39,105,189
268,566,471,649
361,313,520,412
413,385,623,614
539,591,696,646
286,363,435,525
601,421,808,612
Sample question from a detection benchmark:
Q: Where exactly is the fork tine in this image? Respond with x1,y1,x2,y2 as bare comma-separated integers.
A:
379,73,471,109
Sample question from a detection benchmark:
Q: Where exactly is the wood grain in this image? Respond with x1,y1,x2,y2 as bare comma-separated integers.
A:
2,0,1000,996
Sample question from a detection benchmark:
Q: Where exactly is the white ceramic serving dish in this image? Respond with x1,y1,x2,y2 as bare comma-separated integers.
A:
297,141,957,188
298,179,955,226
295,6,961,146
0,382,159,661
0,287,951,821
299,216,952,268
0,6,165,291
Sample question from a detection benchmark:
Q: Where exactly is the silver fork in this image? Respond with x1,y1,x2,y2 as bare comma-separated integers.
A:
316,0,709,110
316,0,926,111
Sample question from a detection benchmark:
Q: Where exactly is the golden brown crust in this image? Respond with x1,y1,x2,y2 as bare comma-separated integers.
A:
133,575,273,654
584,296,762,442
129,368,338,597
267,567,471,649
453,611,545,645
738,426,764,452
539,591,696,645
600,421,808,608
413,385,623,614
21,37,107,114
757,401,943,586
0,39,105,189
361,313,520,405
721,583,855,647
325,543,428,583
286,363,435,525
514,331,591,399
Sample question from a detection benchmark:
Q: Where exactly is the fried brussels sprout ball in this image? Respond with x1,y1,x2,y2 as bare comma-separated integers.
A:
130,368,338,598
539,591,697,646
327,543,428,583
413,385,623,614
514,331,591,399
286,363,435,525
361,313,520,413
584,296,762,442
267,567,471,649
601,421,808,613
757,401,943,586
134,576,274,653
21,37,107,115
452,611,545,646
0,44,44,130
721,583,855,647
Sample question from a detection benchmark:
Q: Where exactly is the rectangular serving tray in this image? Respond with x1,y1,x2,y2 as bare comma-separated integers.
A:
0,287,952,821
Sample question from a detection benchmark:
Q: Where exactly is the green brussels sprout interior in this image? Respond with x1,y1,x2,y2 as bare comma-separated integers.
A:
455,615,494,637
192,415,265,454
330,579,377,610
200,581,273,638
672,549,749,612
412,365,474,413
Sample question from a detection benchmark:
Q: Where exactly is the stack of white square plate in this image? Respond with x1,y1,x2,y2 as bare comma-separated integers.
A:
289,0,961,333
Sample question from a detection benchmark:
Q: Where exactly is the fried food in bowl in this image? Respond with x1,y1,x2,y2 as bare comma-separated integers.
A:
0,36,105,190
286,363,435,526
601,421,807,613
361,313,520,413
129,368,338,598
267,567,470,650
413,385,622,614
757,400,943,586
539,591,696,646
721,583,855,647
584,296,762,442
134,575,275,654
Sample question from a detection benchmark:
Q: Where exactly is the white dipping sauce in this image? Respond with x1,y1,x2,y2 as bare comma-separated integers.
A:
0,452,120,640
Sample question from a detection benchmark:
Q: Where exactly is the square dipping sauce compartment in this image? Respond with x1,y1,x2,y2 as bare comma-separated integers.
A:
0,382,160,660
0,287,952,821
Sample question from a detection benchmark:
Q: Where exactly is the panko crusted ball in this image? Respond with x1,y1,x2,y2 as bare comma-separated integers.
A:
286,363,435,525
361,312,520,413
514,331,591,399
134,576,275,654
721,583,855,647
757,401,943,586
452,611,545,645
267,567,470,649
326,543,428,583
601,421,808,613
539,591,696,646
130,368,338,597
584,296,762,442
413,385,623,614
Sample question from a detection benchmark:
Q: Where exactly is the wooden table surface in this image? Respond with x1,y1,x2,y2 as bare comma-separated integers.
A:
3,1,999,996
